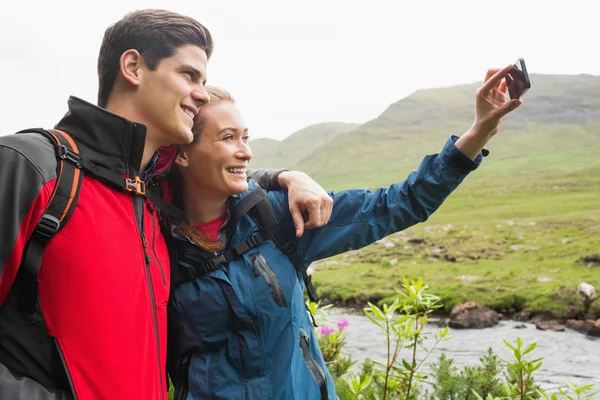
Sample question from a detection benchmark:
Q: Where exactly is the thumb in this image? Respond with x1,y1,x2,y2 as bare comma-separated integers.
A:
289,202,305,237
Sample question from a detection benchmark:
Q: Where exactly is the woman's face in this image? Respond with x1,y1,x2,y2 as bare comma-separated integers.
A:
177,100,252,199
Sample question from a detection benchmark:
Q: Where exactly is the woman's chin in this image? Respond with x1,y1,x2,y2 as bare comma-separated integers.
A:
226,182,249,196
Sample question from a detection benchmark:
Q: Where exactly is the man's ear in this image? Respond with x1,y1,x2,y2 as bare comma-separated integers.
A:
119,49,145,87
175,150,190,168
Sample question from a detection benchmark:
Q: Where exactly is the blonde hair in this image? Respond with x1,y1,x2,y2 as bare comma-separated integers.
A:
170,86,235,252
191,86,235,141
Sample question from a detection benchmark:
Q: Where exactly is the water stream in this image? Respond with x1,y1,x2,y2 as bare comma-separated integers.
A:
326,308,600,395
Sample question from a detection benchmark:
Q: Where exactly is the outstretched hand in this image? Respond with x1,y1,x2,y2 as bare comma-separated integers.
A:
475,64,523,137
456,64,523,159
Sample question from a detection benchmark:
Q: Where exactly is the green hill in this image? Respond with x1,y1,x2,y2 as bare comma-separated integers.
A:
249,122,359,169
285,73,600,190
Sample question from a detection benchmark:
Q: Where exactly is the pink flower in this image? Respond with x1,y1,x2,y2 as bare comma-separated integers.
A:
337,318,349,331
317,325,334,336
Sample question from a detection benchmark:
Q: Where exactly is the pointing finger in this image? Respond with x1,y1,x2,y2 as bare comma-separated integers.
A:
480,64,514,94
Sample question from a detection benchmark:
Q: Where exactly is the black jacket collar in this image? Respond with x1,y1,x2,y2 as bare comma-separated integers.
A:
54,96,147,175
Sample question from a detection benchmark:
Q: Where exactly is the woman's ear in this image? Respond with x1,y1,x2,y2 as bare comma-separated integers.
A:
175,150,190,168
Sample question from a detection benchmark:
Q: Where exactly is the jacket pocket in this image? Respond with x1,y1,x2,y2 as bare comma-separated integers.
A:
251,252,288,308
298,327,328,400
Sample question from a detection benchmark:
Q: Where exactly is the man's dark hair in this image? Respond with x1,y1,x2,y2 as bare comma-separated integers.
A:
97,9,214,108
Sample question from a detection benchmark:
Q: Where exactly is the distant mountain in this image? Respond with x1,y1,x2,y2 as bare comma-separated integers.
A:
249,122,359,169
248,74,600,190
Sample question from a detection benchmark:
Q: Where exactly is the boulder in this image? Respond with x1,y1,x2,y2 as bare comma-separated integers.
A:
534,318,565,332
590,320,600,337
578,282,597,303
513,308,532,322
567,319,600,337
449,301,499,329
566,319,595,335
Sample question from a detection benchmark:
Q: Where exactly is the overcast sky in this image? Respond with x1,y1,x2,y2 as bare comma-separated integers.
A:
1,0,598,140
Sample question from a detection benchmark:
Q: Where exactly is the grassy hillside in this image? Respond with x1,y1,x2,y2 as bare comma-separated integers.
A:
288,74,600,190
249,73,600,318
249,122,359,169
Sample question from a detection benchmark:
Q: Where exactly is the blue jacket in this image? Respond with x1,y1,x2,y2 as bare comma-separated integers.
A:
169,137,482,399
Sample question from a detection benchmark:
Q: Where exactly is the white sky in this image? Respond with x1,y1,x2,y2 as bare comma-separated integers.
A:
1,0,598,140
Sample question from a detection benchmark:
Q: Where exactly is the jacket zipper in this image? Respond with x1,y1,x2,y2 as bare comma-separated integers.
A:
147,203,166,286
250,252,288,308
133,194,166,400
298,327,328,400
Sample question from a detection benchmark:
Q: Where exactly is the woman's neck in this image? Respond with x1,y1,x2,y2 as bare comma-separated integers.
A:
182,185,228,224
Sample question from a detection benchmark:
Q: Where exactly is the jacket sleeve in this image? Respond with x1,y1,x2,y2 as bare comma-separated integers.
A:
0,363,65,400
0,139,59,398
0,138,54,305
247,168,288,191
268,136,482,265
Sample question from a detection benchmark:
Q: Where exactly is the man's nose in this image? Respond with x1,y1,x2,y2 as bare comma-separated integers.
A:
192,85,210,106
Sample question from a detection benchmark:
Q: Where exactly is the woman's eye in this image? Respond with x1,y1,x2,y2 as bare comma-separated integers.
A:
223,135,234,141
243,135,250,142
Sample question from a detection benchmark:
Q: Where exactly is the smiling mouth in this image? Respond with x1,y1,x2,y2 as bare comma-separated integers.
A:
182,108,195,120
226,167,246,175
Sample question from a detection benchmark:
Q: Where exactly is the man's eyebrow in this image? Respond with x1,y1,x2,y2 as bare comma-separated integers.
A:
180,64,204,79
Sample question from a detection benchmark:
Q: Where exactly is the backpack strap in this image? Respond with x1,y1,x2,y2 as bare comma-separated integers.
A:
175,188,319,304
15,129,84,313
175,189,269,284
246,189,319,304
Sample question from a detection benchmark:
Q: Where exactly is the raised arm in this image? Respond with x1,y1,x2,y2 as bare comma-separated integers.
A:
269,64,522,264
269,137,481,264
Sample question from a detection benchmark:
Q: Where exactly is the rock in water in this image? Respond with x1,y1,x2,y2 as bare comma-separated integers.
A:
513,308,532,322
449,301,499,329
534,318,565,332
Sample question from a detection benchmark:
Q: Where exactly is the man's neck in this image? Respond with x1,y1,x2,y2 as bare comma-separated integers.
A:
183,185,228,224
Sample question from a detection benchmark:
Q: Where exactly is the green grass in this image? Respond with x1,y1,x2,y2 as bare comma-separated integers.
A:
312,171,600,319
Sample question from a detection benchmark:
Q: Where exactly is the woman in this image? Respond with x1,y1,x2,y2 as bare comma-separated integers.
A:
167,66,521,399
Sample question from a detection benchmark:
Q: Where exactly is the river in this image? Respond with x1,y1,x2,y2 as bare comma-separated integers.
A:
326,308,600,396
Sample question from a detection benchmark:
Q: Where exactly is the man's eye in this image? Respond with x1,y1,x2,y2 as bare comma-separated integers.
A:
183,71,194,79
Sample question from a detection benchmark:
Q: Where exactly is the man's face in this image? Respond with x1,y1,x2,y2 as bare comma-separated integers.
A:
136,44,209,146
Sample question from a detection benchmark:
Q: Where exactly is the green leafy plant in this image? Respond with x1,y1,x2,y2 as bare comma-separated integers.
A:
429,348,503,400
360,277,450,400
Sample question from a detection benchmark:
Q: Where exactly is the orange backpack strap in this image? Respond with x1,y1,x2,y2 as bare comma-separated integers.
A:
15,128,83,313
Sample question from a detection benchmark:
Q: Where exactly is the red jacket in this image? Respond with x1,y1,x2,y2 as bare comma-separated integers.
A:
0,97,172,399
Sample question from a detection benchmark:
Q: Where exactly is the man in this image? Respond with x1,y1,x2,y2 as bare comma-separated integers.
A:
0,9,332,399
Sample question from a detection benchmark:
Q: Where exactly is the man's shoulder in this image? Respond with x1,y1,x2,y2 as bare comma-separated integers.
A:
0,131,58,182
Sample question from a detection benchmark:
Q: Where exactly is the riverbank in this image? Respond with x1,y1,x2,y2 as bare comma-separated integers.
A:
324,307,600,392
311,217,600,321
